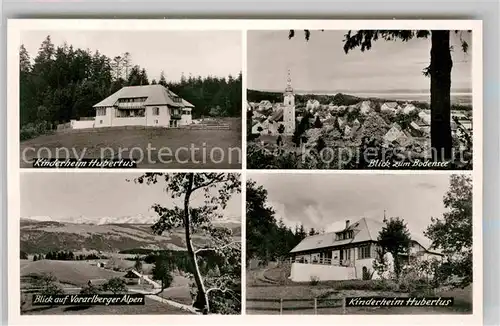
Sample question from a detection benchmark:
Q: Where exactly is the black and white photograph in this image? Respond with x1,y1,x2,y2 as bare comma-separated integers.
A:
19,172,242,315
246,173,473,314
18,29,242,169
246,30,475,170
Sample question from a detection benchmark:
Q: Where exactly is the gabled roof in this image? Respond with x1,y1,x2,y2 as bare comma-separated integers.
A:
270,108,284,122
382,102,399,109
289,217,434,254
93,85,194,108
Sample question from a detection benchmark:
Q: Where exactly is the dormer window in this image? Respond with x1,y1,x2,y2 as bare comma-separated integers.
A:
335,230,353,241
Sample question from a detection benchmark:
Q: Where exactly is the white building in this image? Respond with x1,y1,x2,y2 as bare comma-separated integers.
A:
381,102,399,113
306,99,320,111
360,101,372,114
93,85,194,128
288,217,442,282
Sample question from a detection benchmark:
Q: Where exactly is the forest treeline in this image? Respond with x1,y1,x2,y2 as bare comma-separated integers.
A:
19,35,242,130
246,180,322,263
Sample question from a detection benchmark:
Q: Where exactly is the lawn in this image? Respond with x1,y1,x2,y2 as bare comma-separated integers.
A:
20,118,242,169
246,283,472,315
21,260,124,286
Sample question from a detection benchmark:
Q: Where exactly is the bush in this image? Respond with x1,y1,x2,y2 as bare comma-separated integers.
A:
80,283,101,295
309,275,320,286
397,266,435,296
101,277,127,294
20,121,52,141
362,267,374,280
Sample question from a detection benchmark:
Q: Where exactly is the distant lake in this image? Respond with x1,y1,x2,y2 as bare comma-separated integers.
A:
347,92,472,106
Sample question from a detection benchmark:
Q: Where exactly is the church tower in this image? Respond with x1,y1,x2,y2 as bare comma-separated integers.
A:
283,69,296,135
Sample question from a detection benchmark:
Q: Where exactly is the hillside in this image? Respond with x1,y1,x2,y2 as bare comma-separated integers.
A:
21,260,124,286
20,218,241,254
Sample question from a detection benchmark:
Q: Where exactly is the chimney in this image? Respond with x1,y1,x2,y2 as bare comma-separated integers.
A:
345,220,350,229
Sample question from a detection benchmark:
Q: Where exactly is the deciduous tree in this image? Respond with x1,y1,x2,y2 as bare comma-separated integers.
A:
425,174,472,288
289,29,471,161
131,173,241,314
376,217,412,280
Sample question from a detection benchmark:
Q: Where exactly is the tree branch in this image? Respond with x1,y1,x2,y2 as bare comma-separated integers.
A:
190,174,225,192
206,287,240,303
194,241,241,254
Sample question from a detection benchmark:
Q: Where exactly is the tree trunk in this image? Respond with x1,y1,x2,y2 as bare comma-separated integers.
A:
184,173,209,314
430,31,453,161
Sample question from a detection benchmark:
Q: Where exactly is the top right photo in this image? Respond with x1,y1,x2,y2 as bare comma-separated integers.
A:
246,29,476,170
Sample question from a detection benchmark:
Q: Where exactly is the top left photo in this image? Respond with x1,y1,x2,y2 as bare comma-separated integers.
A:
15,27,242,169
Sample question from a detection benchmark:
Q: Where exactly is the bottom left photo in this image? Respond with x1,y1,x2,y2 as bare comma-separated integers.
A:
18,172,242,316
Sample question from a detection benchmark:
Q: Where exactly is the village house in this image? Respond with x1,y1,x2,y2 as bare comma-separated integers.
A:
402,103,417,114
306,99,320,111
93,85,194,128
381,102,399,113
359,101,372,115
383,123,406,144
288,217,442,282
258,100,273,111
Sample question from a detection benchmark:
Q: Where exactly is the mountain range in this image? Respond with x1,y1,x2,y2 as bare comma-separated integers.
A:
20,217,241,254
23,214,240,226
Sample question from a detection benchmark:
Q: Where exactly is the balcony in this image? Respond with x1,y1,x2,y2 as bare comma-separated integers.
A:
290,257,354,267
116,102,145,109
171,114,182,120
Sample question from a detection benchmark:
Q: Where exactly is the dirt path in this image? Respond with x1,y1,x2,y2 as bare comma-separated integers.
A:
129,289,199,315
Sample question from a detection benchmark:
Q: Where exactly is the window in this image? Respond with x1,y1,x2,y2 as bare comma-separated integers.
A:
358,245,371,259
335,231,353,241
96,108,106,116
153,107,159,116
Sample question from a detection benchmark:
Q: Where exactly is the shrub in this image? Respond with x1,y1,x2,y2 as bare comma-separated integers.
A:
309,275,320,286
101,277,127,294
398,266,435,296
362,267,374,280
31,273,64,296
80,283,101,295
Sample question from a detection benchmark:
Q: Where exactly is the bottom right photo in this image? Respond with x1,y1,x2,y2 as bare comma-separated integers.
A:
246,173,473,315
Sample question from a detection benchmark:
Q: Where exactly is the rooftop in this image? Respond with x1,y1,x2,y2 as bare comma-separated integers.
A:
93,85,194,108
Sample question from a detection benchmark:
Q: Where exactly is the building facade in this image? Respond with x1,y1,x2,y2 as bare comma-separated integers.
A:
288,217,442,282
93,85,194,128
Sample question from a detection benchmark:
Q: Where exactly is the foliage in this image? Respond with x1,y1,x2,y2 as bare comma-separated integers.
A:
44,250,75,260
20,251,28,260
313,116,323,128
309,275,320,286
133,255,143,273
425,174,472,288
277,124,285,134
289,29,471,161
19,37,242,140
152,255,174,290
101,277,128,294
372,247,389,279
246,180,308,264
362,267,374,280
31,273,64,296
131,173,241,314
80,282,101,295
376,217,412,280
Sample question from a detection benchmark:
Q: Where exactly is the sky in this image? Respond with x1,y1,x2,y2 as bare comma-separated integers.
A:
247,30,472,93
20,172,241,223
21,30,242,82
248,173,462,247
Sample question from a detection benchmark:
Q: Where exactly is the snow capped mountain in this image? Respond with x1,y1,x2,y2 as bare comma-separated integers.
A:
21,214,158,225
21,214,240,226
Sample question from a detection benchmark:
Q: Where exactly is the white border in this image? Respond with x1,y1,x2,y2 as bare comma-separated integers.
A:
7,19,483,326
